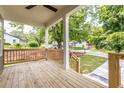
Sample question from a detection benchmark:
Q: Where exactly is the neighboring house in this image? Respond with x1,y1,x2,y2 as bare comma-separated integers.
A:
4,33,26,45
69,41,89,49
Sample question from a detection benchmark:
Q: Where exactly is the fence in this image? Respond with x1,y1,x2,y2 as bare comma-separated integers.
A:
4,48,83,74
4,48,46,64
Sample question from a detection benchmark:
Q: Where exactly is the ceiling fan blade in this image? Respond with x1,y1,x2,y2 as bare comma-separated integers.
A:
25,5,37,9
43,5,57,12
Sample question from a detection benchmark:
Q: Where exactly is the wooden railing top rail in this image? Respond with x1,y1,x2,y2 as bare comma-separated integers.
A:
4,48,46,51
109,53,124,59
108,52,124,88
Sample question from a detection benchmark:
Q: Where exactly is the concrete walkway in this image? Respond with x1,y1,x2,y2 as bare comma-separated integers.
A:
89,60,124,86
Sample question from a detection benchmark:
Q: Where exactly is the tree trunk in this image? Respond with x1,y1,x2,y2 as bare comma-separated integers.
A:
57,42,62,49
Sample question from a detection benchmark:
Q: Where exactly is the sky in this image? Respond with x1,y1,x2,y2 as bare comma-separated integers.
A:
4,20,33,34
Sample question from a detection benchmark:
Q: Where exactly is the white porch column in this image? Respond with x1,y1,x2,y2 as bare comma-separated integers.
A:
45,27,49,60
0,14,4,73
45,27,48,48
63,14,69,70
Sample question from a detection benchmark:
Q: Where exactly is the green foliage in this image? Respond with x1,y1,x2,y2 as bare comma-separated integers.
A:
49,6,90,49
4,43,11,45
15,43,22,48
27,27,45,47
6,5,124,53
97,5,124,33
9,22,24,31
9,22,27,41
49,21,63,49
28,42,38,48
106,32,124,52
69,6,90,42
88,27,107,49
89,36,106,49
88,5,124,51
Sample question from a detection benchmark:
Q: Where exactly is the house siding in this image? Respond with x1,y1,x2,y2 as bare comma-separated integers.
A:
4,33,20,44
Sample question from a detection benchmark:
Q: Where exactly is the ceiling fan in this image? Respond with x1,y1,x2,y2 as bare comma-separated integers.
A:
25,5,58,12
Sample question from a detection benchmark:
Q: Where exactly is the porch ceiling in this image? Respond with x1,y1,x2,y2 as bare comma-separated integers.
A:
0,5,80,28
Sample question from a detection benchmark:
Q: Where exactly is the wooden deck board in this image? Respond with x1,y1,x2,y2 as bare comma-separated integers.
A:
0,60,106,88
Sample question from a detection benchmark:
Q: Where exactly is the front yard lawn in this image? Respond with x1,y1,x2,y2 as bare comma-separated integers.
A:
80,55,107,74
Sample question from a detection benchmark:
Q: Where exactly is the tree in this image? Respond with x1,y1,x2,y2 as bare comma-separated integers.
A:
27,27,45,47
49,21,63,49
88,5,124,50
94,5,124,52
9,22,27,41
33,27,45,47
88,27,107,49
106,32,124,52
97,5,124,33
9,22,24,32
28,41,39,48
49,6,92,49
69,6,90,42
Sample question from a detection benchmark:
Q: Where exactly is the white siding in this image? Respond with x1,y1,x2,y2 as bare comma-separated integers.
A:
4,34,20,44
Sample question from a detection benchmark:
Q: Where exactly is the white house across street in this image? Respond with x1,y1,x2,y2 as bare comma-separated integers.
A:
4,33,26,45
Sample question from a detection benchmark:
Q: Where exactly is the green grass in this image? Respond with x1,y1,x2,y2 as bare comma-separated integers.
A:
70,47,84,50
80,55,107,74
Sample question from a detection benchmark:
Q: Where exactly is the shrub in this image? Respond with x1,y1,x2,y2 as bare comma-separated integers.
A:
106,32,124,53
4,43,11,45
28,42,38,48
88,35,106,49
15,43,22,48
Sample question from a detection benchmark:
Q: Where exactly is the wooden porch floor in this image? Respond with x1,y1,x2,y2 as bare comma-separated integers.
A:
0,60,106,88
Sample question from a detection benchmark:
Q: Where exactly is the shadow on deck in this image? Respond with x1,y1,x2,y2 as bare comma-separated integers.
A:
0,60,106,88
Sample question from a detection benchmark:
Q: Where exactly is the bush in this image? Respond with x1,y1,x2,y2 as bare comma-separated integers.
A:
4,43,11,45
88,35,106,49
15,43,22,48
28,42,38,48
106,32,124,52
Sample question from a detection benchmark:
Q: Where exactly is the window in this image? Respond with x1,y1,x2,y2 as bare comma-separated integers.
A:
13,39,16,43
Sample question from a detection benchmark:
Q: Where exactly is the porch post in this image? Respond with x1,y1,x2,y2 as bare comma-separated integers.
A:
0,14,4,74
63,14,69,70
45,27,48,60
45,27,48,49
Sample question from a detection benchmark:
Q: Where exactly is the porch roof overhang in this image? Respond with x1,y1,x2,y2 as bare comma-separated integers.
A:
0,5,81,28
